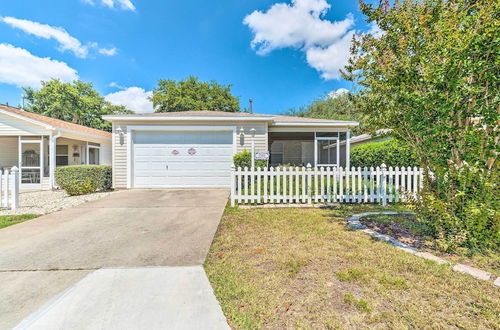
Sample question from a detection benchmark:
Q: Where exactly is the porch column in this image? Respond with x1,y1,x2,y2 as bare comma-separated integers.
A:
49,133,56,188
86,142,89,164
313,132,317,167
346,130,351,169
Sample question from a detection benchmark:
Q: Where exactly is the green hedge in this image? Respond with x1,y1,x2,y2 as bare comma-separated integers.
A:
351,139,419,168
233,149,268,169
55,165,112,196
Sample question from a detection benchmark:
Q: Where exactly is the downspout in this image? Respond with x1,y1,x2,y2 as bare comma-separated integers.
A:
50,130,62,189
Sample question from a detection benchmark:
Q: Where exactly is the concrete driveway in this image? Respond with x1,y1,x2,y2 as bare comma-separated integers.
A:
0,189,229,329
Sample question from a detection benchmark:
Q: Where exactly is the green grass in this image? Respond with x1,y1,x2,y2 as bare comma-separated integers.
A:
204,205,500,329
0,214,39,229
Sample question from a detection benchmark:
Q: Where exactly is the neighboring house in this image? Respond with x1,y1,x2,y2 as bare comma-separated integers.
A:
103,111,358,188
349,129,392,148
0,104,112,190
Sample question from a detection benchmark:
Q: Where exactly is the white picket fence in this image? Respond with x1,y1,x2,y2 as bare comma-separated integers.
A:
230,164,423,206
0,167,20,209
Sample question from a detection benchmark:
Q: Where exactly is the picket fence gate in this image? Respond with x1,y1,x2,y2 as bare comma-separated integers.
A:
0,167,20,209
230,164,423,206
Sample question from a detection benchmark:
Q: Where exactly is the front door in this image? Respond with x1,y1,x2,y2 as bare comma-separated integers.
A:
20,140,42,189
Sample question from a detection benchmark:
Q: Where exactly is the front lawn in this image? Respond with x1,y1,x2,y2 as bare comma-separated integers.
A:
205,205,500,329
0,214,39,229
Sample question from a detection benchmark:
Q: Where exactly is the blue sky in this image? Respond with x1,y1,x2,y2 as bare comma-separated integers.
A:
0,0,375,114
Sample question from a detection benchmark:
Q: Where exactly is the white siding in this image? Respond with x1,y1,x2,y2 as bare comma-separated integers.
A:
0,137,18,168
0,112,49,136
111,121,269,189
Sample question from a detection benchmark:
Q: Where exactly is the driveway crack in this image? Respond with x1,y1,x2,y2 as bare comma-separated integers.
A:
0,267,100,272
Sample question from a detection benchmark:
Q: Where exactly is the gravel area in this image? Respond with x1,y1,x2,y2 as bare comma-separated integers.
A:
0,190,113,216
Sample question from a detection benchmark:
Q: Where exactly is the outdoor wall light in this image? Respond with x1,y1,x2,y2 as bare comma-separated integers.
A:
116,126,125,145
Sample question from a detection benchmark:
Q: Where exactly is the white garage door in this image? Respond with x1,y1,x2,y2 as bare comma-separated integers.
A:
132,131,233,188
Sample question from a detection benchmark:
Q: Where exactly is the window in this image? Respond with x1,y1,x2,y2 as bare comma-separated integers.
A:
56,145,68,166
270,142,284,166
88,146,100,165
316,138,339,167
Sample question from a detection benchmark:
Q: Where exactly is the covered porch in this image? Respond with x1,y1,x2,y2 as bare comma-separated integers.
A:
268,129,350,168
0,135,103,190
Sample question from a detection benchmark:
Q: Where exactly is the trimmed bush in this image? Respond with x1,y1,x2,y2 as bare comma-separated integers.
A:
351,139,419,168
233,149,268,169
55,165,112,196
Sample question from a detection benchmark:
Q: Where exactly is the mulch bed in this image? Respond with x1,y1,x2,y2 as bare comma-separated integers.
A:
359,216,427,249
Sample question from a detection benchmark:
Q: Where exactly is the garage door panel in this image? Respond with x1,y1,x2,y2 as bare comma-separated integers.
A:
132,130,233,188
138,146,233,157
134,131,233,144
167,162,230,171
165,155,232,162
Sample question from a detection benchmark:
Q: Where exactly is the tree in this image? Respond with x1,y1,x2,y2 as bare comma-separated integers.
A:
344,0,499,250
23,79,131,132
150,76,240,112
283,93,366,135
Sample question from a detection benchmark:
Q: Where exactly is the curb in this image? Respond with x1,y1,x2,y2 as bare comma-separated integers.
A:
347,212,499,288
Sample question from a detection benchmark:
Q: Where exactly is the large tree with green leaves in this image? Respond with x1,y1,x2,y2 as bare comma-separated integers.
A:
150,76,240,112
344,0,499,251
284,93,365,135
23,79,131,132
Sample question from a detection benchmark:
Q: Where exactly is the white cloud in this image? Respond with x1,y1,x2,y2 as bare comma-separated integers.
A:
367,22,384,38
85,0,135,11
327,88,349,99
305,30,354,79
2,16,89,58
1,17,117,58
105,87,153,113
244,0,357,80
98,47,117,56
0,43,78,88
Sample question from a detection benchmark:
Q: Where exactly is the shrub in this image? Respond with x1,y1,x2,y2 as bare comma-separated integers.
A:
55,165,112,196
233,149,268,169
410,165,499,252
351,139,419,168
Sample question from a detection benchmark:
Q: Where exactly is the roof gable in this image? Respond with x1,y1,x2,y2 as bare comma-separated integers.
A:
0,104,111,139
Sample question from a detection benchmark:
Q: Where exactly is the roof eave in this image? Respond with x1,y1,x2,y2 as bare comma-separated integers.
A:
58,128,112,141
271,121,359,127
102,115,275,122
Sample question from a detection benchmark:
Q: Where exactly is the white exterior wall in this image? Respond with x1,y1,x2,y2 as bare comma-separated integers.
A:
111,121,269,189
0,137,19,168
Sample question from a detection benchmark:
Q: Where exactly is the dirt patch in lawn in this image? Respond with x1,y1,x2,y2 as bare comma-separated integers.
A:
205,205,500,329
360,213,429,249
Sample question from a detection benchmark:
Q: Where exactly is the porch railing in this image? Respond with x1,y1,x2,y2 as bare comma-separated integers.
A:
0,167,20,209
230,164,423,206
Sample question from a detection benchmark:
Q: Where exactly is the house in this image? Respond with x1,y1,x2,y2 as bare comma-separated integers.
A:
349,129,392,148
0,104,112,190
103,111,359,188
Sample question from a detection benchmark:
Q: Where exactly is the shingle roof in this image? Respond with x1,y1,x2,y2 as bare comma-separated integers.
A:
107,110,273,117
104,110,357,124
0,104,112,139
